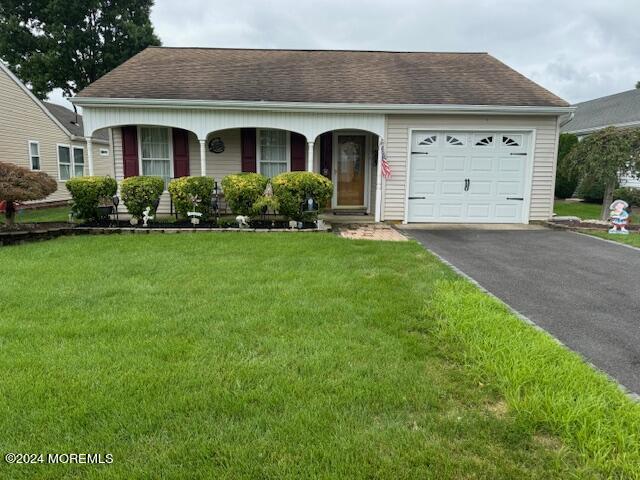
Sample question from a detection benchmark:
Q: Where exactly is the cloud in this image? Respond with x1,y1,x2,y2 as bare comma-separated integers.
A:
49,0,640,107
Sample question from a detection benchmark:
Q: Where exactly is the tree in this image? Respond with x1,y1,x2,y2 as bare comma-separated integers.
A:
554,133,579,199
636,81,640,89
0,0,160,99
0,162,57,226
565,127,640,220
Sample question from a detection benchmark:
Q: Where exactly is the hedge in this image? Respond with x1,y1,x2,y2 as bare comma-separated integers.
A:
168,176,215,219
271,172,333,221
120,176,165,219
66,176,117,221
221,173,268,216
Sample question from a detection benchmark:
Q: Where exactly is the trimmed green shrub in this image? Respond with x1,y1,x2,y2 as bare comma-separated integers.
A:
66,176,117,220
271,172,333,221
555,133,579,199
613,186,640,206
221,173,268,216
168,176,215,219
575,176,613,203
121,176,165,219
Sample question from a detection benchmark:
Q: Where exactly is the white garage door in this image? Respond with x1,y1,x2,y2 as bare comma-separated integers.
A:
407,131,530,223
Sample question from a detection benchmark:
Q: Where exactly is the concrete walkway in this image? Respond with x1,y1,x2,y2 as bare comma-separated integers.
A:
402,227,640,394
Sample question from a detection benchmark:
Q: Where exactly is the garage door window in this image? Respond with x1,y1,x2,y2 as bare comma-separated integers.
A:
502,135,522,147
474,135,493,146
418,134,437,146
446,135,465,146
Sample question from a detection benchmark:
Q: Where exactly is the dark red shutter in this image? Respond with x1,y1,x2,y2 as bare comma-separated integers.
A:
290,132,306,171
320,132,332,178
240,128,257,172
172,128,190,178
122,126,139,178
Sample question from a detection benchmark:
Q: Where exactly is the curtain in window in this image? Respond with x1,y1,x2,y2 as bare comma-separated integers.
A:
73,148,84,177
30,143,40,170
259,130,287,177
141,127,171,186
58,146,71,180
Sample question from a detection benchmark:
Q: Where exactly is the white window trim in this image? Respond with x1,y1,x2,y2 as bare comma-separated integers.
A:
137,126,174,190
28,140,40,170
256,129,291,175
57,144,85,181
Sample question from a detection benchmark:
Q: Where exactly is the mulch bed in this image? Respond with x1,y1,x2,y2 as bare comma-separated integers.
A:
547,219,640,232
0,220,329,247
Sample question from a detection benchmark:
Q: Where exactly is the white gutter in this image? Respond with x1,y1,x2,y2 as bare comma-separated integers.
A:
70,96,574,116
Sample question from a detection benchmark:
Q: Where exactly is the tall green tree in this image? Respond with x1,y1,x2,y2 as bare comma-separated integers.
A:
566,127,640,220
0,0,160,99
554,133,579,199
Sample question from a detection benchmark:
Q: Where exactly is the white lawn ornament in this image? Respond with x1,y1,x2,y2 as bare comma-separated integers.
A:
289,220,298,229
315,219,325,230
142,206,154,227
188,211,203,225
236,215,250,228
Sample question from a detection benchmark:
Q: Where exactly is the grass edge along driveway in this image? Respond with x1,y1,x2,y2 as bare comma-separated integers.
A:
0,233,639,479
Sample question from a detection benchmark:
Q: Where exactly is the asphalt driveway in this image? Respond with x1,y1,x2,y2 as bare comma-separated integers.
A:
402,227,640,395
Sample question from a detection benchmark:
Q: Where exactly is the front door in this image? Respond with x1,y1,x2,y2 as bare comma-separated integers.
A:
336,134,366,207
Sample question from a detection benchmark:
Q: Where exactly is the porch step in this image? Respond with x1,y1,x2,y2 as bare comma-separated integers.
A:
331,210,368,216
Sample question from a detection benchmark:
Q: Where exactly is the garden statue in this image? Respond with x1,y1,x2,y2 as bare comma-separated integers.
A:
289,220,298,229
142,206,153,227
236,215,250,228
609,199,630,234
187,194,202,225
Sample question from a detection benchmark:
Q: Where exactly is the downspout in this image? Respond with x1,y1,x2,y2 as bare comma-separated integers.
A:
559,111,575,128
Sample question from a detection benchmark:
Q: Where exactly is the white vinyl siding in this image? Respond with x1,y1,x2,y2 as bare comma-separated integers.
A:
140,126,172,187
257,129,289,177
383,114,560,222
28,141,40,170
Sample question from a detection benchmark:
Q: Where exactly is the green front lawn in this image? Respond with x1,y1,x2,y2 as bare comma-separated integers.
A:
0,205,71,224
587,230,640,248
1,234,639,478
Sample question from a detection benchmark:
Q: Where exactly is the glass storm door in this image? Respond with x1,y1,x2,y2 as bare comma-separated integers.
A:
336,135,366,206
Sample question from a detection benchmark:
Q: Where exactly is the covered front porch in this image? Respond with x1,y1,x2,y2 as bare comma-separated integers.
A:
79,106,386,221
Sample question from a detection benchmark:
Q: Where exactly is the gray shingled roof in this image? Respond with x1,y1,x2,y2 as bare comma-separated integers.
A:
562,89,640,133
77,47,568,107
43,101,108,141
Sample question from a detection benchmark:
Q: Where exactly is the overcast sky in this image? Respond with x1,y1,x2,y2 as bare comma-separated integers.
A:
50,0,640,109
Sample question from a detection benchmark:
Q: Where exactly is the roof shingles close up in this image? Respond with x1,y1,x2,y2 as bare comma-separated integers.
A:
77,47,568,107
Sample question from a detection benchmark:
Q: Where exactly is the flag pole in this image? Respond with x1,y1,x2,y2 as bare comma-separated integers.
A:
375,136,384,222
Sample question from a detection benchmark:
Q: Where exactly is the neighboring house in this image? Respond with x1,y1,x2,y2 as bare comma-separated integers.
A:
561,88,640,189
71,47,572,223
0,61,112,205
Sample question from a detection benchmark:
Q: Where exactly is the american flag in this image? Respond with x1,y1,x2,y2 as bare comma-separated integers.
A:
381,139,392,179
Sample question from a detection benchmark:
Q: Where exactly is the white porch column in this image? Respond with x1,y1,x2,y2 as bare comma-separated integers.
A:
307,141,314,172
374,136,383,223
86,137,94,176
199,139,207,176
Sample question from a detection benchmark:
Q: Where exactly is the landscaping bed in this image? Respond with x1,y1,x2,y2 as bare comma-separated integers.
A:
548,217,640,231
